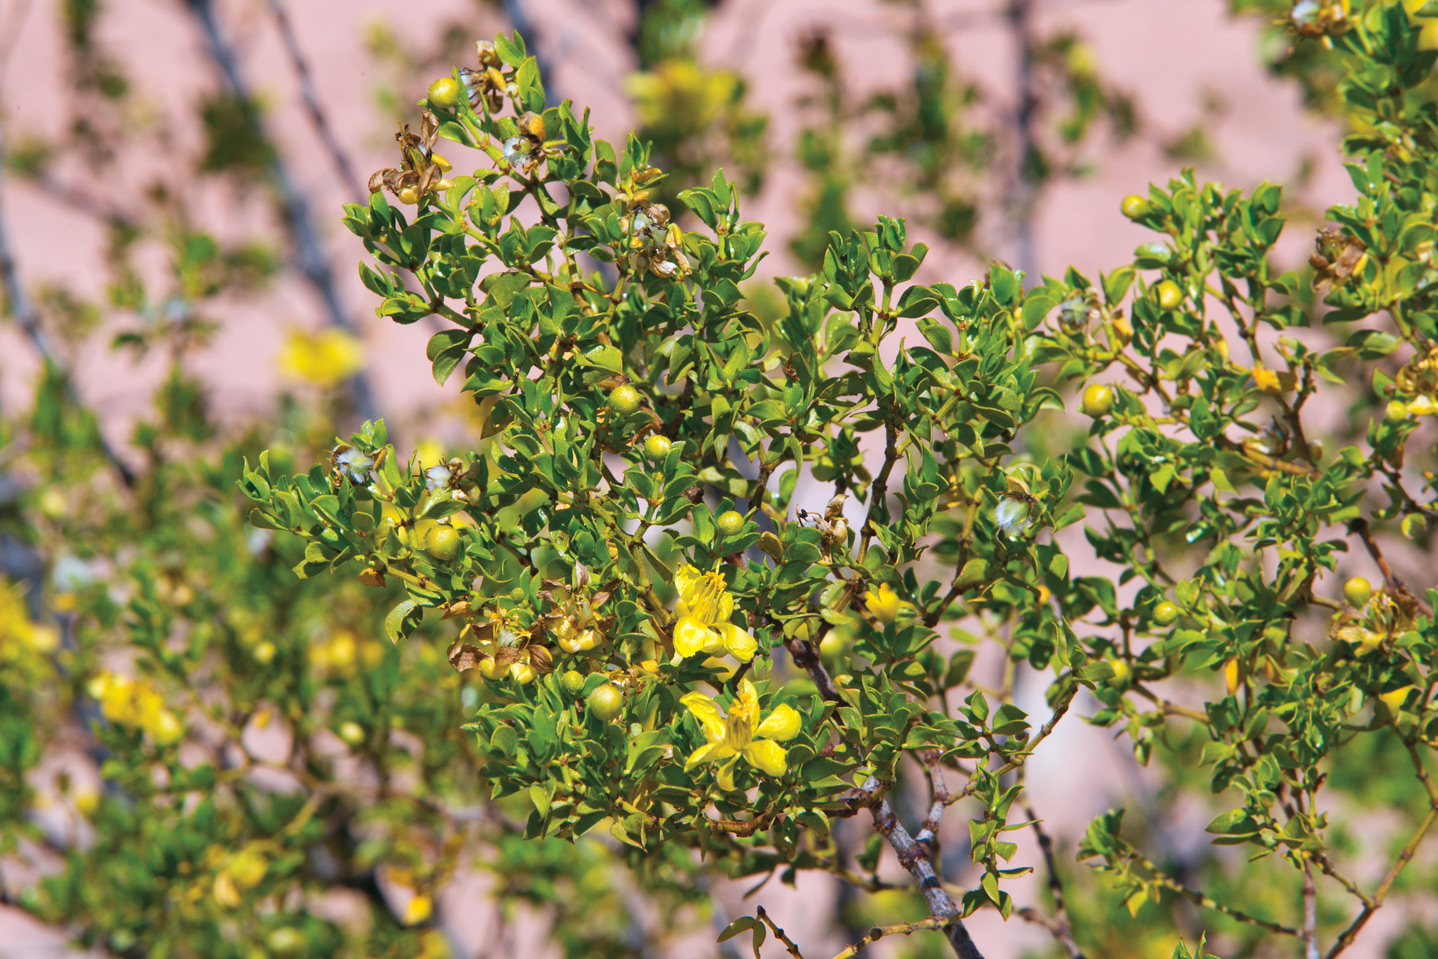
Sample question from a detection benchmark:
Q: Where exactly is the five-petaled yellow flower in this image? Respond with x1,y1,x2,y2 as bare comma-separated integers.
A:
673,564,757,662
681,679,801,791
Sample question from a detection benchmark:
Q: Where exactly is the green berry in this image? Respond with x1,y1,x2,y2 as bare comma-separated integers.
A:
1152,600,1180,627
587,683,624,721
608,384,641,416
644,434,672,461
1156,280,1182,310
717,510,745,536
424,525,462,563
560,670,587,696
1343,576,1373,608
1081,383,1115,418
1120,194,1150,219
427,77,464,111
338,721,366,746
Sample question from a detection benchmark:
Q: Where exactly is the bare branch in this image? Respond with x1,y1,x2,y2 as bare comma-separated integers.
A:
1005,0,1039,276
829,916,953,959
869,790,985,959
1302,861,1319,959
184,0,380,424
755,906,805,959
0,115,136,488
1021,795,1086,959
264,0,366,200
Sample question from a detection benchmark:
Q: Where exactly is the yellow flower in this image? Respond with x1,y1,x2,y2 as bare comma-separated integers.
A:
673,565,757,662
864,583,903,623
555,616,602,654
402,894,433,925
680,678,800,791
277,327,365,388
93,671,184,744
1252,363,1297,395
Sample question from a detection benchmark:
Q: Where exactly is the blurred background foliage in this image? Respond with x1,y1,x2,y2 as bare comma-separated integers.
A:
1,1,1437,958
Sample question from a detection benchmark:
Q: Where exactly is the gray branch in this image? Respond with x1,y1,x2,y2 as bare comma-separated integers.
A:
264,0,367,200
185,0,380,424
0,114,136,487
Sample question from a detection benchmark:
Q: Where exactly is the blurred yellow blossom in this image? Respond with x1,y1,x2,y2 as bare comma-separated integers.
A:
402,894,433,925
277,327,365,387
863,583,904,623
92,671,184,745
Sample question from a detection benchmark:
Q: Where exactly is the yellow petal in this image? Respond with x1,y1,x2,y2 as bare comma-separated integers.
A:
743,739,788,778
685,742,718,768
403,894,433,925
716,588,734,621
1379,686,1414,713
756,703,802,742
865,585,902,622
720,623,757,662
736,678,759,721
716,757,740,792
1252,363,1296,395
675,564,702,604
674,617,713,658
680,692,726,742
213,872,241,909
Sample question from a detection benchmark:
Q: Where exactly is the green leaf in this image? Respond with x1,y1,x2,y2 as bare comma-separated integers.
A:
384,600,422,644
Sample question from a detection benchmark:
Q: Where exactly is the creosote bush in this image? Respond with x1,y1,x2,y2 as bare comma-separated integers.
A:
236,8,1438,958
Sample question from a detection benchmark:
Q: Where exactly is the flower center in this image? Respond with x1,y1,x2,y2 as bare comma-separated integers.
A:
724,711,753,750
689,571,726,624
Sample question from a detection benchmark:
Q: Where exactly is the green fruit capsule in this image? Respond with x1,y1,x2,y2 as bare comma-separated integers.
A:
1343,576,1373,608
427,77,464,111
424,525,462,563
1081,383,1114,418
1152,600,1180,627
1156,280,1182,310
560,670,587,696
608,384,641,416
644,434,672,461
717,510,745,536
587,683,624,721
338,721,366,746
1120,194,1150,219
1385,400,1409,423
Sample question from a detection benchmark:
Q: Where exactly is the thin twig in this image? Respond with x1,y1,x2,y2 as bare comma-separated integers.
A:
264,0,366,200
829,916,953,959
1302,860,1319,959
1021,795,1086,959
1349,517,1430,613
1006,0,1039,277
1126,848,1301,937
0,115,136,488
184,0,380,424
755,906,805,959
1321,741,1438,959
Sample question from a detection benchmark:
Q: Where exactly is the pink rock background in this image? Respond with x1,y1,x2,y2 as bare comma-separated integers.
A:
1,0,1405,957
